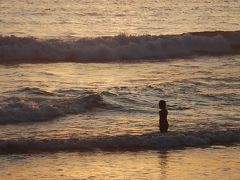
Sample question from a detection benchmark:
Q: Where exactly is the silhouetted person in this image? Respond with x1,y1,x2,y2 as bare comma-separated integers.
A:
159,100,168,133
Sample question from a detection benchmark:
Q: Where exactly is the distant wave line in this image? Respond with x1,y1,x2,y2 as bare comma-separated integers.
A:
0,31,240,64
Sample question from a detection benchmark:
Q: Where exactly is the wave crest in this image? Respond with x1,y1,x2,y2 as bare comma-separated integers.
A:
0,130,239,153
0,93,109,124
1,31,240,63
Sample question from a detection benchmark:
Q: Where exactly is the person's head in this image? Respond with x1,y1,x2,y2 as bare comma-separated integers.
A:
159,100,166,109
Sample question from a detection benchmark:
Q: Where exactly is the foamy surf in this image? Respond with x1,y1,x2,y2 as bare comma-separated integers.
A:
0,92,111,124
0,130,239,153
1,31,240,63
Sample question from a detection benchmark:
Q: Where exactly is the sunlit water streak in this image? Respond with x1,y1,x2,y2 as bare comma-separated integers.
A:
0,146,239,179
1,0,240,38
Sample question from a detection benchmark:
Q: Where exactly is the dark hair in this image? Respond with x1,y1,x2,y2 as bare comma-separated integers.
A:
159,100,166,109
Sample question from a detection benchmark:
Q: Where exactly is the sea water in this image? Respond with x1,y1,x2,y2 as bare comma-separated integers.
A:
1,0,240,37
0,0,240,179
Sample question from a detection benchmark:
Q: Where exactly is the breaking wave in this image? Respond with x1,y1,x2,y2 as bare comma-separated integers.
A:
1,31,240,63
0,130,239,153
0,91,111,124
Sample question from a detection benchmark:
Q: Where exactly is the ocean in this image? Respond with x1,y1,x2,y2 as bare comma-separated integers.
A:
0,0,240,179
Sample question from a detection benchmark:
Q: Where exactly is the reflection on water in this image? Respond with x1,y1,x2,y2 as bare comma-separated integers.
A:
1,0,239,37
0,146,239,179
158,150,169,179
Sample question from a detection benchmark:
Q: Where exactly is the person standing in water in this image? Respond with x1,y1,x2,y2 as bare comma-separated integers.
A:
159,100,169,133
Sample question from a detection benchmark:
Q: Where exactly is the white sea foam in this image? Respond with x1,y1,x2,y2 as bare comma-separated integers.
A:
0,31,239,63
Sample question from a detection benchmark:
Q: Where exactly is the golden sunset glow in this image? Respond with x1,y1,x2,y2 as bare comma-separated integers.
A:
0,0,240,179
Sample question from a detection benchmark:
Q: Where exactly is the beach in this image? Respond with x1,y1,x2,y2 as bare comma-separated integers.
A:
0,0,240,179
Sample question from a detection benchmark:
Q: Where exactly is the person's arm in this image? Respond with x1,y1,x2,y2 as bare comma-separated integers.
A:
159,111,161,125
